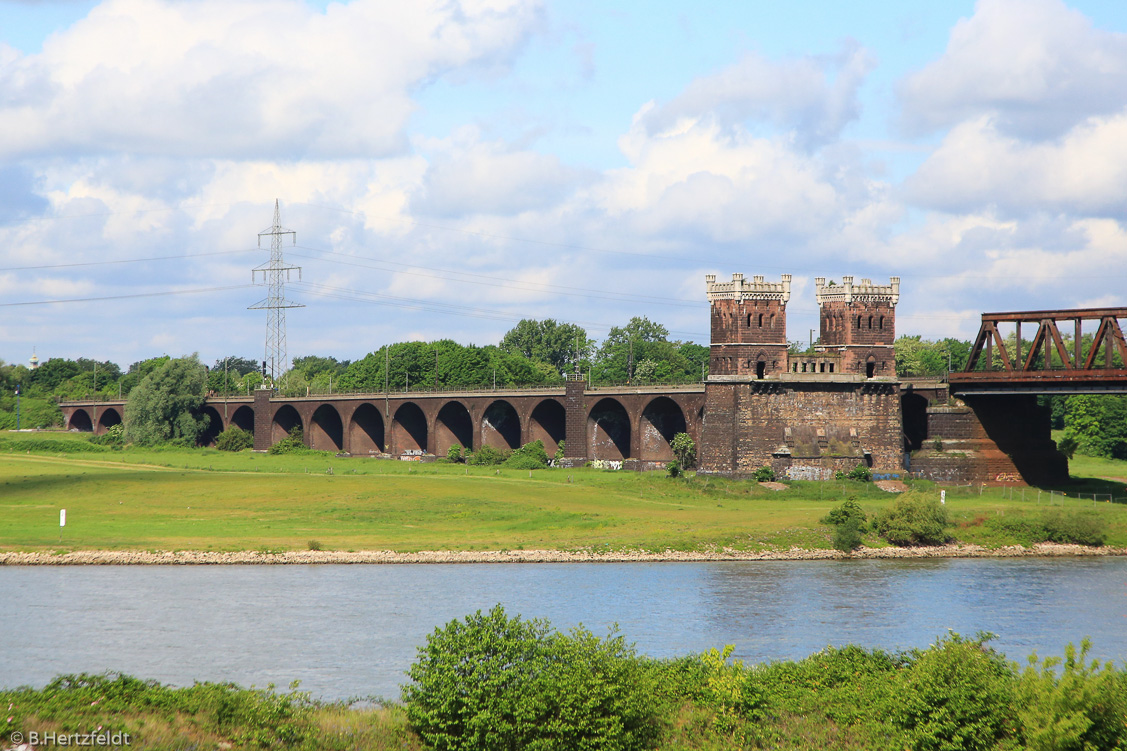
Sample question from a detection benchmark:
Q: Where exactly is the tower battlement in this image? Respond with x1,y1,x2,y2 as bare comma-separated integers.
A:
814,275,899,378
706,273,791,378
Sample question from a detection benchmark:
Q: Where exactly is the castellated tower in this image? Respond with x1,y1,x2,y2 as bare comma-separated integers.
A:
815,276,900,378
705,273,791,379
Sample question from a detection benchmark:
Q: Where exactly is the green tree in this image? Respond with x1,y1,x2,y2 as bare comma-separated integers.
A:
1061,395,1127,459
593,317,703,384
501,319,592,373
123,355,209,445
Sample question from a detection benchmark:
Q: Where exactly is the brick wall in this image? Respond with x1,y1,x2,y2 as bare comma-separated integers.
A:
252,388,272,451
700,379,903,476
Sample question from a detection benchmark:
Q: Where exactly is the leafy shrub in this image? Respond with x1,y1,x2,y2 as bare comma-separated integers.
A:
446,444,463,463
215,426,253,452
874,495,950,546
753,466,776,482
671,432,696,469
1042,510,1107,546
1056,433,1078,460
404,605,662,751
467,444,507,466
985,511,1108,547
892,632,1016,751
90,423,125,447
555,440,566,462
847,463,872,482
666,460,681,478
503,439,549,469
1015,639,1127,751
822,500,868,553
306,539,322,551
268,427,308,455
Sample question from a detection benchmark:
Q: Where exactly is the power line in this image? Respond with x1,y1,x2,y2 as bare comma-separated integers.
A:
289,245,705,309
0,248,256,273
0,284,255,307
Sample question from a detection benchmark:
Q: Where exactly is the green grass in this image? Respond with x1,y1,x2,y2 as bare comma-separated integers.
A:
2,434,1127,553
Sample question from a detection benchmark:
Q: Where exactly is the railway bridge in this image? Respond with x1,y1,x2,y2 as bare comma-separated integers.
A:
59,380,705,468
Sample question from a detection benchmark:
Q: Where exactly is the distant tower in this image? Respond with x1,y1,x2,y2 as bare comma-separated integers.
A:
28,349,39,370
705,273,791,379
815,276,899,377
249,200,303,384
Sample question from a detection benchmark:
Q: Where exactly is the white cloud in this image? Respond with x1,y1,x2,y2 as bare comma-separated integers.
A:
0,0,543,160
903,114,1127,216
898,0,1127,139
640,42,875,148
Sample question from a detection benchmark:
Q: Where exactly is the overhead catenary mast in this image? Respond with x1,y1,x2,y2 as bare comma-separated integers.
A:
249,200,303,385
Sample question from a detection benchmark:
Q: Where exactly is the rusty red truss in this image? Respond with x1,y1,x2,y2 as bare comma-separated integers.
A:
950,308,1127,392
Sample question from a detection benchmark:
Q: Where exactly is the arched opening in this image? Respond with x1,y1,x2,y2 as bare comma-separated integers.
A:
866,356,877,379
392,402,427,455
756,360,766,379
880,316,885,330
310,404,344,451
757,313,763,327
198,406,223,445
868,315,873,329
857,315,862,329
482,400,521,450
588,398,631,460
96,408,123,436
231,406,255,435
436,401,473,456
746,313,752,328
272,405,303,445
902,392,929,452
640,397,687,462
528,399,566,455
349,403,385,454
68,409,93,432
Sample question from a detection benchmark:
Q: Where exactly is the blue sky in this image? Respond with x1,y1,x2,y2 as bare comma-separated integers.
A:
1,0,1126,371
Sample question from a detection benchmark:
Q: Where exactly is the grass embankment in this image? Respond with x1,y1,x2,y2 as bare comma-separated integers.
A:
1,433,1126,554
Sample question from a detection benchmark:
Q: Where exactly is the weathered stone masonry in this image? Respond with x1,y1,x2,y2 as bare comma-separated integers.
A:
701,273,904,478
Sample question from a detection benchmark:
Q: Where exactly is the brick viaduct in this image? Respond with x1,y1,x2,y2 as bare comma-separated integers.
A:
59,272,1125,485
59,381,705,468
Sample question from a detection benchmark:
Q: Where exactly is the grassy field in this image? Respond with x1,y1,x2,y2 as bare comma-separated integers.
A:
2,433,1127,553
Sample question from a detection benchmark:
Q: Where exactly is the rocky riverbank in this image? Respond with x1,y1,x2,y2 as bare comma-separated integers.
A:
0,543,1123,565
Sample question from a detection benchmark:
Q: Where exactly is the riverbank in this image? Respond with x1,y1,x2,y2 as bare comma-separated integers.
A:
1,541,1123,565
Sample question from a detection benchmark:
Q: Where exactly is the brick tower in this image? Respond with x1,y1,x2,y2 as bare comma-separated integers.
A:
815,276,899,378
706,273,791,379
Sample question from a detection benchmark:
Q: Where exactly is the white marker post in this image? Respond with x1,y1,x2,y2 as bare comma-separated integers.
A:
940,490,946,505
60,508,66,543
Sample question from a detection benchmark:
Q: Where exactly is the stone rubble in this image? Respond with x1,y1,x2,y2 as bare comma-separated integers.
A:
0,543,1122,566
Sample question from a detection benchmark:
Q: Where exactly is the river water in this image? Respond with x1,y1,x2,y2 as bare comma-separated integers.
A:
2,558,1125,700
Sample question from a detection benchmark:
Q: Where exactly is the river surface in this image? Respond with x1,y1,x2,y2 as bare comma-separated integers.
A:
2,558,1125,700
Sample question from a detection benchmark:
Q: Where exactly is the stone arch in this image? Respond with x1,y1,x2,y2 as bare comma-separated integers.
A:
68,409,93,432
528,399,566,454
310,404,344,451
640,397,687,462
349,403,385,455
392,402,427,455
96,407,123,435
436,401,473,456
272,404,303,444
902,392,929,453
198,406,223,445
231,406,255,435
866,355,877,379
588,398,631,460
482,400,521,450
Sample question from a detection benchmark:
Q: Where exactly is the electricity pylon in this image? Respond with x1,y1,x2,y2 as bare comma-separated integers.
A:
249,200,303,385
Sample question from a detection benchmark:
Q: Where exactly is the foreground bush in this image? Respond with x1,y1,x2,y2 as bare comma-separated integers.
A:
821,500,869,552
986,510,1108,547
875,495,950,546
502,439,549,469
215,426,254,452
466,444,506,465
268,427,309,455
404,605,662,751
